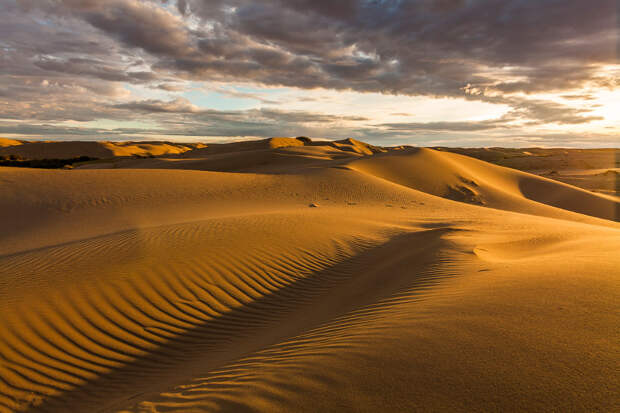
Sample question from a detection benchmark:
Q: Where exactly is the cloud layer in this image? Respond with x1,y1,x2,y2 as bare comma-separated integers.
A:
0,0,617,146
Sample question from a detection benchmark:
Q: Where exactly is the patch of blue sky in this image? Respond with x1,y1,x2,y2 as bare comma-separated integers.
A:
230,85,288,96
122,81,291,111
182,89,255,111
182,83,290,111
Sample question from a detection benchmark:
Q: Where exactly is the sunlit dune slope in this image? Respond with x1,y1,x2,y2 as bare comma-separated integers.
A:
177,137,383,157
347,147,619,221
439,147,620,198
0,141,201,159
67,139,619,223
0,138,618,413
98,137,383,172
0,138,24,148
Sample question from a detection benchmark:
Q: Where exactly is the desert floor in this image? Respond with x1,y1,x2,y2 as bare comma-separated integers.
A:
0,137,618,412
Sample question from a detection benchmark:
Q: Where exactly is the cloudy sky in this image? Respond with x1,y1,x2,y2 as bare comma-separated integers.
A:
0,0,618,147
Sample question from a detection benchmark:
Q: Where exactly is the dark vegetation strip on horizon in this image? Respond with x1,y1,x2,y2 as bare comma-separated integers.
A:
0,155,98,169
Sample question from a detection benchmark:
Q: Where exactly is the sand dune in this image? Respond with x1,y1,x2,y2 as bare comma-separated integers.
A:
0,141,202,160
439,147,620,198
78,138,384,173
0,138,618,412
0,139,23,148
347,148,619,221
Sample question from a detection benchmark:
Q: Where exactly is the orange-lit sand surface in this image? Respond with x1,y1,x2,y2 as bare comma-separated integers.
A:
1,138,618,412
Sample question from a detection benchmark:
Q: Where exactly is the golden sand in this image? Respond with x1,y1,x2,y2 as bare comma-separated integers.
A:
0,139,618,412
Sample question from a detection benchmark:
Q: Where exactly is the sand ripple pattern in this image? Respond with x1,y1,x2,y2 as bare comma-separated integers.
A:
0,213,460,412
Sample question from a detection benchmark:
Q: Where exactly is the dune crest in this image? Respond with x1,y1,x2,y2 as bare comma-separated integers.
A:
347,147,619,221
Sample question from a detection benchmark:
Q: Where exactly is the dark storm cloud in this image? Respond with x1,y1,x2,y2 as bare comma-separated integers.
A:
18,0,616,97
178,0,617,95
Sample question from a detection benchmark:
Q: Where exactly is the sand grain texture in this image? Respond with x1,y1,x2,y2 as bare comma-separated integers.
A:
0,140,618,412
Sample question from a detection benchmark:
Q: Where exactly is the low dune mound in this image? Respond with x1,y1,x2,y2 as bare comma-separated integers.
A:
104,141,199,157
0,141,198,160
115,140,370,173
268,137,307,149
177,137,383,163
327,138,385,155
150,148,320,173
0,141,115,159
347,147,619,221
347,148,484,204
182,137,306,158
439,147,619,171
0,138,24,147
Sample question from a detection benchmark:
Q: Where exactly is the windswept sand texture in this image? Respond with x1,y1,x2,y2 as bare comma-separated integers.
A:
0,139,619,412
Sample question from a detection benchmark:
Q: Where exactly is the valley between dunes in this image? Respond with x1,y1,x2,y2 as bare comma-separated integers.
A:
0,138,618,412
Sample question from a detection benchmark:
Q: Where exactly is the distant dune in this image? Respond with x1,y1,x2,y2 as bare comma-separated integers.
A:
0,140,203,159
0,138,24,148
438,147,620,198
0,138,618,412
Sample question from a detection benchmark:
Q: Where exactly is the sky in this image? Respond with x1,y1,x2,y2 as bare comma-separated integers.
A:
0,0,618,147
